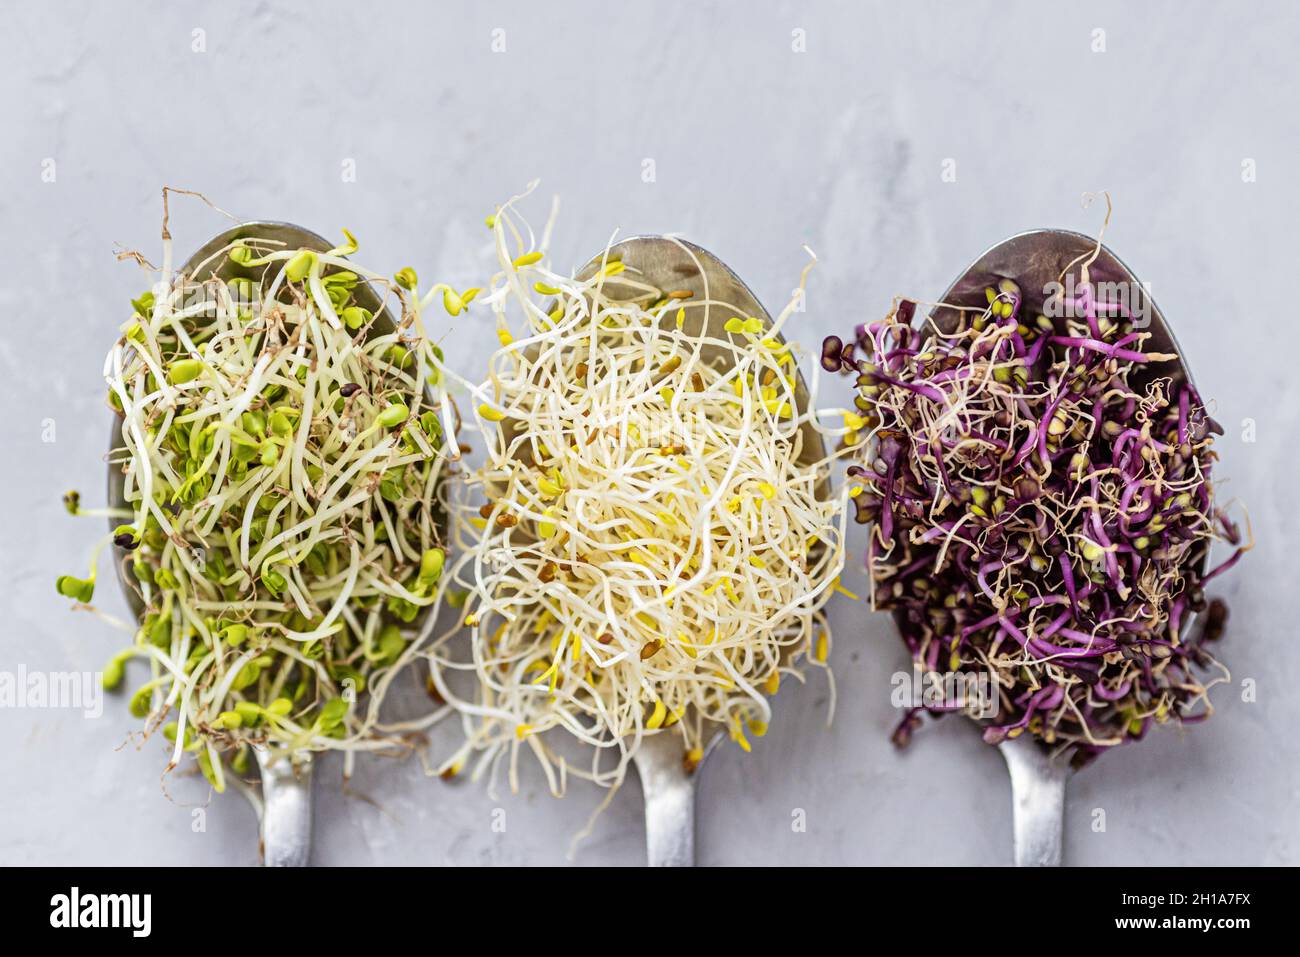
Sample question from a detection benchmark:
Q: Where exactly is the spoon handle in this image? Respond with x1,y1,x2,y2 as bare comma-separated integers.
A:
999,736,1069,866
255,750,314,867
632,734,697,867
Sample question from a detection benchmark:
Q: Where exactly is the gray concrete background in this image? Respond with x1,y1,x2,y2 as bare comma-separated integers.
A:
1,0,1296,866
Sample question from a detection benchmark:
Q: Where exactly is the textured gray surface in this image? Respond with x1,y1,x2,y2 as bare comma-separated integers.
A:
1,0,1296,866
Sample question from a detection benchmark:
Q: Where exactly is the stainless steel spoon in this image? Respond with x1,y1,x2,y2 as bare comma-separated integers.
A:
107,221,396,867
573,236,828,866
925,228,1205,866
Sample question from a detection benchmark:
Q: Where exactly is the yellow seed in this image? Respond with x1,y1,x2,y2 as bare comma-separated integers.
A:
832,577,860,600
601,261,625,277
646,699,667,730
724,317,744,334
684,747,704,772
496,328,514,346
747,720,768,738
757,481,776,500
484,214,497,228
675,307,686,330
515,724,534,739
531,660,557,689
748,555,766,568
764,671,780,695
742,317,763,335
513,251,543,268
849,485,864,498
538,507,558,538
478,404,506,422
814,632,828,662
659,387,674,404
465,613,480,627
538,477,563,498
533,281,560,295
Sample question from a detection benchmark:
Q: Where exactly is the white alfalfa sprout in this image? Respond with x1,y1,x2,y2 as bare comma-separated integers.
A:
424,186,857,843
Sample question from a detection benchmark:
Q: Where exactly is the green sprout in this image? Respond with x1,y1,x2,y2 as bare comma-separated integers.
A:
61,202,461,792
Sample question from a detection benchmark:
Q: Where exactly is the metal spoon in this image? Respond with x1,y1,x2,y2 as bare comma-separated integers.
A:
925,228,1206,866
106,221,396,867
573,236,828,866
